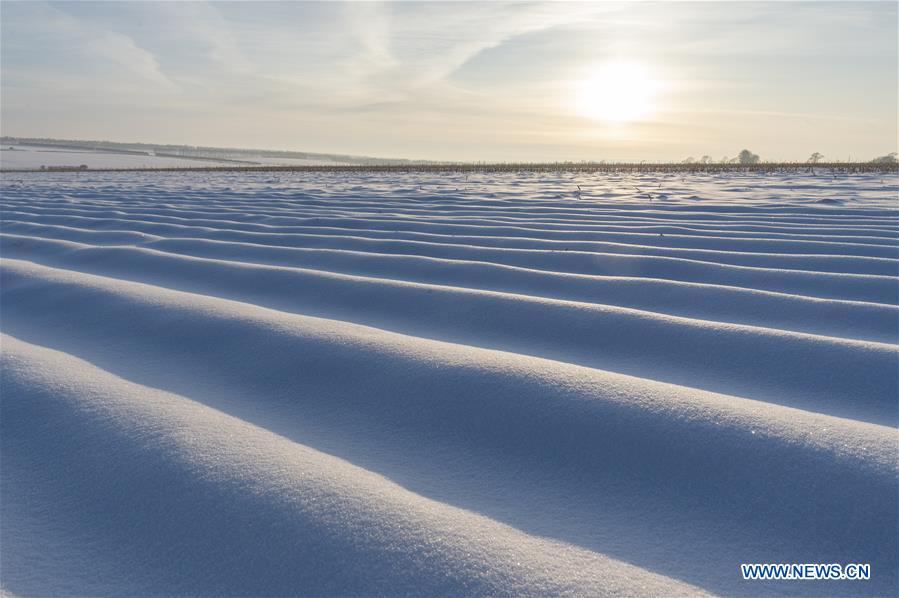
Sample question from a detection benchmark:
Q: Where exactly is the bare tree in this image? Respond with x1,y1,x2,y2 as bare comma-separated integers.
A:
808,152,824,164
872,152,897,164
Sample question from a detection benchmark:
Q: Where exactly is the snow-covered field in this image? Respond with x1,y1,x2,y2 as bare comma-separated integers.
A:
0,145,234,170
1,170,897,596
0,146,353,170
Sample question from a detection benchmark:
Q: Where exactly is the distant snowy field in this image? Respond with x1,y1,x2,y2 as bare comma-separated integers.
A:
0,145,351,169
1,170,897,596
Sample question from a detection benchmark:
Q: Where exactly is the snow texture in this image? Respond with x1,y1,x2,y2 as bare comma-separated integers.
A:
1,170,897,596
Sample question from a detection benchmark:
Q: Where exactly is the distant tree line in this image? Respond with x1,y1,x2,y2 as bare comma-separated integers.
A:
9,161,896,174
682,149,897,166
872,152,898,164
684,150,761,165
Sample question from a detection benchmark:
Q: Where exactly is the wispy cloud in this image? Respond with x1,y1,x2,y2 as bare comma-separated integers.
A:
151,1,254,74
6,1,177,91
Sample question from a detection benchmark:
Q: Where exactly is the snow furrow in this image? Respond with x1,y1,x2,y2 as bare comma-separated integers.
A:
1,219,896,303
2,218,899,276
2,281,896,595
4,208,898,257
5,202,899,241
1,258,895,425
3,233,897,347
6,217,899,276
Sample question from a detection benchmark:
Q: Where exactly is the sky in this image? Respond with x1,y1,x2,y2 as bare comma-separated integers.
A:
1,1,896,162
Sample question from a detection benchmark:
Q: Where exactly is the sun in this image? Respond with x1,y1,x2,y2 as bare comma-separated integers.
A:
578,61,658,123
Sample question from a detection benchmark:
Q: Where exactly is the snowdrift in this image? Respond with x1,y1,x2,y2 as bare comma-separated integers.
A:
1,171,897,596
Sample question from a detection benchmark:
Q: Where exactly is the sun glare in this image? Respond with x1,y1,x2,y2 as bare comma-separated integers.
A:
578,62,658,123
